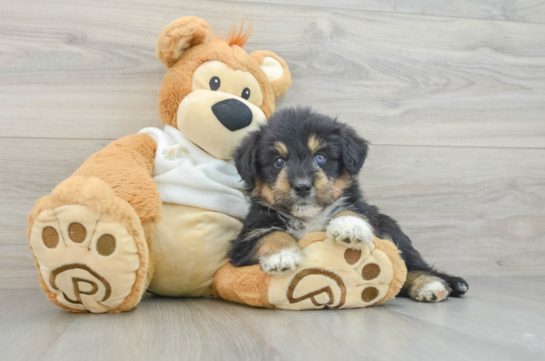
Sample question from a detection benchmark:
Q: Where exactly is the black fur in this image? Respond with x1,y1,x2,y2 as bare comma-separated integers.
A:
230,106,468,298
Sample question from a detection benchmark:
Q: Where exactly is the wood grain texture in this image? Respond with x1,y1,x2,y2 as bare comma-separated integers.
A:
226,0,545,24
1,278,544,360
2,138,544,288
1,0,545,148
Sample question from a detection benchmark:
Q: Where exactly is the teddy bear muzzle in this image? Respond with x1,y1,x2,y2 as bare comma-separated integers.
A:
177,89,267,160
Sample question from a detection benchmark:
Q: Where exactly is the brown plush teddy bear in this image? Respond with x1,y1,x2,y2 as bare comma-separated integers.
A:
27,16,292,313
27,16,407,313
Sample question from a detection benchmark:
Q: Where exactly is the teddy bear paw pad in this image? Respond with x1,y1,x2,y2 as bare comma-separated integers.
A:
268,239,398,310
29,205,140,313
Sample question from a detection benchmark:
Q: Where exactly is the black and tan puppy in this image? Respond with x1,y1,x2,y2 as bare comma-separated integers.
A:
229,107,468,302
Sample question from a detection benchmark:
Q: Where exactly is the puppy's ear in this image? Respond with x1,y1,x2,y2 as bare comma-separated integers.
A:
234,130,261,188
338,125,369,175
156,16,209,68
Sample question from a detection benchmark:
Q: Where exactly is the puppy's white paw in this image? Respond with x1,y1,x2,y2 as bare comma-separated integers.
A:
413,280,450,302
260,249,302,275
327,216,374,249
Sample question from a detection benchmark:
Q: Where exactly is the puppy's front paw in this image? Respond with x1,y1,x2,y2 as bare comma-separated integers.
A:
411,280,451,302
260,249,302,275
327,216,374,249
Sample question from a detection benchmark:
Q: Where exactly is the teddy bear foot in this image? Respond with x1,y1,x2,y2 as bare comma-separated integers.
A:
213,233,408,310
268,237,407,310
28,177,149,313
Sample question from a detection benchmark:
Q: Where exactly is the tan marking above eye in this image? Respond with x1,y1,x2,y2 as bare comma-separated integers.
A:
97,234,116,256
42,227,59,249
68,223,86,243
192,60,264,107
274,142,288,158
308,135,325,153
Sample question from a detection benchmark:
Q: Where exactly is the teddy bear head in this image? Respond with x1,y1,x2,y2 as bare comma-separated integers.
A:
156,17,292,160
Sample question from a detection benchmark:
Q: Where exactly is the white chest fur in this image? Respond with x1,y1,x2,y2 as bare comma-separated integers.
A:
284,199,346,240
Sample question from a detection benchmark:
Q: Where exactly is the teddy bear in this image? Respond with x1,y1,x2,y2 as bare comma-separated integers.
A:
27,16,408,313
27,16,292,313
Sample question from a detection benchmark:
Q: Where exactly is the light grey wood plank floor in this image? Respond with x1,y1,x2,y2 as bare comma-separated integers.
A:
1,277,544,361
225,0,545,24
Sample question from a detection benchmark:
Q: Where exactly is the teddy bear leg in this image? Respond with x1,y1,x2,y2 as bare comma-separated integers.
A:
214,233,408,310
28,176,152,313
369,238,409,306
28,134,161,313
266,235,407,310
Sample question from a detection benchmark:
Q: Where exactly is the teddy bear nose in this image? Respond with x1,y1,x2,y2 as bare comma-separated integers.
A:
211,98,253,131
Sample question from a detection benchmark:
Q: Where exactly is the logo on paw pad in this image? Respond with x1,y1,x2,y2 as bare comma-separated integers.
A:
49,264,112,304
287,268,347,308
285,253,384,308
30,205,141,313
270,241,395,310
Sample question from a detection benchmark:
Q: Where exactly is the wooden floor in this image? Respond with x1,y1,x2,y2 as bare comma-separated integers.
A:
1,277,544,361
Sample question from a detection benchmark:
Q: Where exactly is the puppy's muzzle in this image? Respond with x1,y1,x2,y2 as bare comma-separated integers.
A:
211,99,252,131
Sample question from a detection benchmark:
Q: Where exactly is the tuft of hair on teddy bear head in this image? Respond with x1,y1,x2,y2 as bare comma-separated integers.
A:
155,16,292,161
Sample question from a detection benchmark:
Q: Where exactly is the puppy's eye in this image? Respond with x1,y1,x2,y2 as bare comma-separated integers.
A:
209,76,221,91
316,154,327,164
274,158,285,168
241,87,251,100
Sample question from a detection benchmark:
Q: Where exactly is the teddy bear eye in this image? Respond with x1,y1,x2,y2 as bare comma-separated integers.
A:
241,87,251,100
209,76,221,91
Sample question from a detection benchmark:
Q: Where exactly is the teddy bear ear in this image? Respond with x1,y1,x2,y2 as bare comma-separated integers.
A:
251,50,292,99
156,16,209,68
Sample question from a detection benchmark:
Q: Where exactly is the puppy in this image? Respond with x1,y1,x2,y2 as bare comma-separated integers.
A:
229,107,468,302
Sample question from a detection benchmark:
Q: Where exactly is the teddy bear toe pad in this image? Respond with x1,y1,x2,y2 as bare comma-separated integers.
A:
268,240,397,310
30,205,141,313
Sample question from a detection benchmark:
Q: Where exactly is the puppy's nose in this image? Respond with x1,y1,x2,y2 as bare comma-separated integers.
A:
211,99,253,131
294,182,312,198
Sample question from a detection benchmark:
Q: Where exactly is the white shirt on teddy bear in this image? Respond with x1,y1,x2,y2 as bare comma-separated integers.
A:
139,125,249,220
